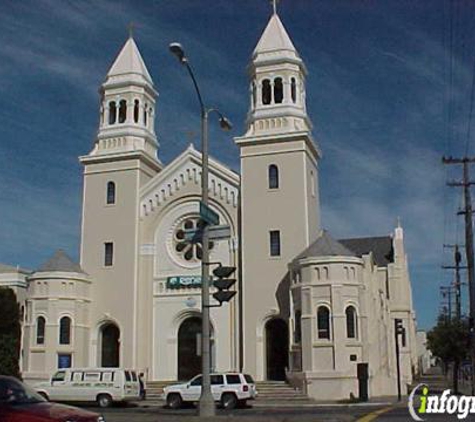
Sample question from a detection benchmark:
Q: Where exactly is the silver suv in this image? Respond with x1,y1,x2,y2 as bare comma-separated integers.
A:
163,373,257,409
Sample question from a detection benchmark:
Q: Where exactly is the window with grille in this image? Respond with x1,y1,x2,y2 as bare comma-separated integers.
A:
59,316,71,345
269,164,279,189
36,316,45,345
106,182,115,205
346,306,357,339
317,306,330,339
104,242,114,267
270,230,281,257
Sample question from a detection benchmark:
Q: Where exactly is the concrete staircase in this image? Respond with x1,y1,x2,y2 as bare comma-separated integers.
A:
255,381,311,403
144,380,313,404
145,381,175,401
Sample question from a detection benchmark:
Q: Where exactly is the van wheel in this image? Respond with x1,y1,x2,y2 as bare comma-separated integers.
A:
38,392,49,401
97,393,113,408
221,393,237,410
167,393,183,409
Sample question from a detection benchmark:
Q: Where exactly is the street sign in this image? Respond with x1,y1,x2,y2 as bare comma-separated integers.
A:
208,225,231,241
184,225,231,243
199,201,220,226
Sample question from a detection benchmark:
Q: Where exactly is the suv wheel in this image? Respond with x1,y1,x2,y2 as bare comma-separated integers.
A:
221,392,237,410
97,393,113,408
167,393,183,409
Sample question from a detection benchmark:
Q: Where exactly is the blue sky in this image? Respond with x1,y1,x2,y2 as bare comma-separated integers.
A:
0,0,473,330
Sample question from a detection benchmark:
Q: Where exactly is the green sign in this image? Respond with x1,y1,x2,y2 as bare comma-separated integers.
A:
200,201,219,226
167,276,202,289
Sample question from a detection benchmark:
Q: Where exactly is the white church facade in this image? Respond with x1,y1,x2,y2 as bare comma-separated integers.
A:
0,10,418,400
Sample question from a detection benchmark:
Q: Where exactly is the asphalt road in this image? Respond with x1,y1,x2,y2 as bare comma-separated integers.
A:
83,403,421,422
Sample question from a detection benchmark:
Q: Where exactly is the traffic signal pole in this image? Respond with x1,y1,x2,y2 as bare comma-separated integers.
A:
394,319,403,401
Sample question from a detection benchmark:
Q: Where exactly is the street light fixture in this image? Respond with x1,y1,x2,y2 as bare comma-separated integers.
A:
169,41,232,417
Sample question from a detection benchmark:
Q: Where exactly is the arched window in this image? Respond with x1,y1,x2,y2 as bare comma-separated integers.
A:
36,316,45,345
134,100,139,123
291,77,297,103
274,77,283,104
106,181,115,205
59,316,71,345
252,82,257,108
118,99,127,123
346,306,357,339
294,310,302,343
269,164,279,189
108,102,116,125
144,103,148,126
317,306,330,339
262,79,271,105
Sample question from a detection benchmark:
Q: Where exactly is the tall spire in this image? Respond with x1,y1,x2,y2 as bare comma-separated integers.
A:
106,36,153,86
271,0,279,15
253,12,297,58
87,36,160,164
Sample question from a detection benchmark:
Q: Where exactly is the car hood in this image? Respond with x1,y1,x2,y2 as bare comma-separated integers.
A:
13,401,100,421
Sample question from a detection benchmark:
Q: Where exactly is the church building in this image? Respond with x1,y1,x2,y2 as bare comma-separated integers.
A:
0,8,418,401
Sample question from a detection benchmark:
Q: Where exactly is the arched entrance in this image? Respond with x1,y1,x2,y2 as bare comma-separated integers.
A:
100,323,120,367
177,316,215,381
265,318,289,381
178,317,202,380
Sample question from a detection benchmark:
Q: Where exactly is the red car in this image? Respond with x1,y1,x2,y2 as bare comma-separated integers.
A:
0,375,105,422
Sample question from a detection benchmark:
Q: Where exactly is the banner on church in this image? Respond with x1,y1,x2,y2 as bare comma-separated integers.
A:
166,276,202,289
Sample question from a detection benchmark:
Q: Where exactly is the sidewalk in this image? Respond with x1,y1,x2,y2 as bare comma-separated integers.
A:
132,395,400,409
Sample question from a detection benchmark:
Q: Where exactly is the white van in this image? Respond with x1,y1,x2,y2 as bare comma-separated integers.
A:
34,368,140,407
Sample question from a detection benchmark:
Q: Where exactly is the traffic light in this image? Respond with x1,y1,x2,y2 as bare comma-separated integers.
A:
212,265,237,305
395,318,404,336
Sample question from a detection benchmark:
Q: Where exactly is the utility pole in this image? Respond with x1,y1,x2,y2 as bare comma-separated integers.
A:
440,286,454,320
442,156,475,395
442,244,466,320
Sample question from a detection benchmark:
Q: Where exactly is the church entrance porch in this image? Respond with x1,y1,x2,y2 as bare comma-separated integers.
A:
265,318,289,381
177,316,201,380
100,323,120,367
177,316,216,380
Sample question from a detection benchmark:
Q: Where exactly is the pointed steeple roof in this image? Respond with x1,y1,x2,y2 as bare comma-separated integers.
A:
37,250,84,273
106,36,153,84
253,13,297,56
294,231,356,261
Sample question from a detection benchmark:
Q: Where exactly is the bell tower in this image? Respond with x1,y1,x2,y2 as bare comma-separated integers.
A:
79,35,161,368
235,7,321,379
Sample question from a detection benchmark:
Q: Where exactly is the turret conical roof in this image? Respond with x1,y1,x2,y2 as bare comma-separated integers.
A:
37,250,84,273
294,231,356,262
106,36,153,85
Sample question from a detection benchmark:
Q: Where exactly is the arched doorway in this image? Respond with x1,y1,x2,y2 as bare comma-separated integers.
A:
265,318,289,381
178,317,202,380
101,323,120,367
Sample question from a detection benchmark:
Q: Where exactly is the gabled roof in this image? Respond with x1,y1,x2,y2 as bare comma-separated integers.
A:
339,236,394,267
253,13,297,56
294,230,356,261
37,250,84,273
106,36,153,84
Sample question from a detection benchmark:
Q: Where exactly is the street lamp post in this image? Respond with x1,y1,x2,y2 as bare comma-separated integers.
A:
170,42,232,417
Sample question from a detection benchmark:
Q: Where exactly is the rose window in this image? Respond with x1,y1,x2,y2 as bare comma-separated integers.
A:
174,217,214,262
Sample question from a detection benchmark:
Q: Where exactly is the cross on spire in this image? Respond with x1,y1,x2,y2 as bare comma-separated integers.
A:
271,0,280,15
128,22,135,39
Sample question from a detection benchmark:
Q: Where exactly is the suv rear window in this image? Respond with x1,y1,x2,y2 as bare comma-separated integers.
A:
244,374,254,384
226,374,241,384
